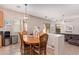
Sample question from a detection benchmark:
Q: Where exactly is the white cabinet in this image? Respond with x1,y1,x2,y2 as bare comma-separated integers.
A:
48,33,64,55
48,34,54,47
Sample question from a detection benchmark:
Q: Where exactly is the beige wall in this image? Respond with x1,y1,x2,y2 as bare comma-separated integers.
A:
0,7,51,33
27,15,51,34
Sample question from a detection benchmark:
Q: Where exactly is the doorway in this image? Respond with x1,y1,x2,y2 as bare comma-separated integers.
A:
44,23,50,33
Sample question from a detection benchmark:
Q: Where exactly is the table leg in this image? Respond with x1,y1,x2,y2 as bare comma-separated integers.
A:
30,44,32,55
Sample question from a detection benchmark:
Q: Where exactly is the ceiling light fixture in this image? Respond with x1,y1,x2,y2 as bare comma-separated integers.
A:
24,4,29,21
45,16,47,18
23,4,28,32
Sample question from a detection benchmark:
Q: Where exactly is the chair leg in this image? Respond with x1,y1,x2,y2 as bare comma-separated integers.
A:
20,49,24,55
20,46,24,55
39,50,41,55
39,49,42,55
44,50,47,55
21,52,24,55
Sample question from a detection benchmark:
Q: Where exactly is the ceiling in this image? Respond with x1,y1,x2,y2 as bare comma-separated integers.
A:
1,4,79,20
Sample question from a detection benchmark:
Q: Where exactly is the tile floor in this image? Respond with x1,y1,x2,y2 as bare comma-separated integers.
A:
0,42,79,55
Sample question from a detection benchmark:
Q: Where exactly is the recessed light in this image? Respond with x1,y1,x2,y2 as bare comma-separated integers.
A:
16,5,21,8
45,16,47,19
25,4,27,6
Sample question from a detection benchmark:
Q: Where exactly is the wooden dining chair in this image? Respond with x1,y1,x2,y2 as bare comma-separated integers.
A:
19,32,24,54
19,32,30,55
33,33,48,55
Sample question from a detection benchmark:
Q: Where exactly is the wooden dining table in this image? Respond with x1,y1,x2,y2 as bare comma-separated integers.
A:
23,35,40,55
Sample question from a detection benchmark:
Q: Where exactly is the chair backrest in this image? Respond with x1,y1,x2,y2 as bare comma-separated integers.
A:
19,32,27,47
18,32,24,47
39,33,48,49
22,31,27,35
19,32,22,40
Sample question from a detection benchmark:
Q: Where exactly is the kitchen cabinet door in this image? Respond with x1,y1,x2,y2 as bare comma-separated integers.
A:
0,11,3,27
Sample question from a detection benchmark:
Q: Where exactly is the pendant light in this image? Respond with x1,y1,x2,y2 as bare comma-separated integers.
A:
23,4,28,32
24,4,29,21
